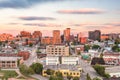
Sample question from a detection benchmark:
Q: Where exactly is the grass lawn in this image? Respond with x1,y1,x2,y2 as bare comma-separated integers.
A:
0,70,18,79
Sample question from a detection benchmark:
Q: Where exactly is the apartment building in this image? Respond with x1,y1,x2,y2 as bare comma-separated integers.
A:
46,45,69,56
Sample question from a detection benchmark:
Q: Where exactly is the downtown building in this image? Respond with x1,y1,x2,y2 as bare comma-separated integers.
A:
0,33,14,42
89,30,101,41
32,31,42,41
64,28,71,42
53,30,61,44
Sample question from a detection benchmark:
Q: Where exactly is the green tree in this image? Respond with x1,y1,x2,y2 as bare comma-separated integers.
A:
56,71,63,78
92,45,100,50
93,77,101,80
73,77,79,80
46,69,55,75
30,63,43,74
10,41,15,44
84,45,90,52
86,73,92,80
67,74,72,80
19,64,34,76
17,59,20,67
0,41,2,46
112,45,120,52
49,75,56,80
77,51,81,55
29,43,33,47
93,64,105,76
104,73,110,79
115,39,120,44
100,53,103,58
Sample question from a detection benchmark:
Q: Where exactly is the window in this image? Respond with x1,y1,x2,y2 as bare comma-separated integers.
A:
64,72,66,75
73,73,76,75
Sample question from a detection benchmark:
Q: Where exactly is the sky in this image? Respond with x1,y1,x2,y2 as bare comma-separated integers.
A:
0,0,120,36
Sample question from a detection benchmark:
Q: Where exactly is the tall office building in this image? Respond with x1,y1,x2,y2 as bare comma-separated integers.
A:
20,31,31,38
32,31,42,39
53,30,61,44
64,28,71,42
89,30,101,41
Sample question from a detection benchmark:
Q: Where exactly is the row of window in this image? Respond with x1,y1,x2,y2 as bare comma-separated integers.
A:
0,61,15,63
63,72,80,75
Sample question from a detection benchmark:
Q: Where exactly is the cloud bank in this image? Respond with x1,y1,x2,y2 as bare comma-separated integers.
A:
57,8,105,14
18,16,56,21
0,0,64,9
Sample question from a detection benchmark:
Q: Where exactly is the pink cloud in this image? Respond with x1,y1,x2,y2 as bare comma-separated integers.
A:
57,8,105,14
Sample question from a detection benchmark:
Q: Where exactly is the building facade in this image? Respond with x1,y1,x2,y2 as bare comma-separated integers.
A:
32,31,42,38
46,56,59,65
46,45,69,56
64,28,71,42
42,65,82,78
0,57,22,68
53,30,61,44
89,30,101,41
41,37,53,45
46,56,79,65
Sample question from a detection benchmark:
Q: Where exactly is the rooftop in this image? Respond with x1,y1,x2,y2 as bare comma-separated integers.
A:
105,66,120,73
0,57,22,61
43,64,79,71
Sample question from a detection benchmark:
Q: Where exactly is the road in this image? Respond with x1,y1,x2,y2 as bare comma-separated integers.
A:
79,56,102,80
31,74,48,80
24,45,38,66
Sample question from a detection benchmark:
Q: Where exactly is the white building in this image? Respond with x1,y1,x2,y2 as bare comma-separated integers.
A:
46,45,69,56
62,56,79,65
106,66,120,77
0,57,23,69
46,56,79,65
46,56,59,65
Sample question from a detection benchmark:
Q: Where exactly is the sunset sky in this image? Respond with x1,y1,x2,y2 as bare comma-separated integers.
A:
0,0,120,36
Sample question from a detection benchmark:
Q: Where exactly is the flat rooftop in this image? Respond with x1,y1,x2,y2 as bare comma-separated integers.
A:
105,66,120,73
43,64,80,71
0,56,22,61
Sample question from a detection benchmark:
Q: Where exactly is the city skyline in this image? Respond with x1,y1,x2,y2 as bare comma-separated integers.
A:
0,0,120,36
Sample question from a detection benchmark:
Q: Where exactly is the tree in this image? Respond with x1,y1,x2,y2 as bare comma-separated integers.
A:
100,53,103,58
93,64,105,76
46,69,55,75
29,43,33,47
115,39,120,44
77,51,81,55
92,45,100,50
10,41,15,44
25,39,28,45
0,41,2,46
30,63,43,74
56,71,63,78
67,74,72,80
19,64,34,76
112,45,120,52
93,77,101,80
49,75,56,80
86,73,92,80
73,77,79,80
84,45,90,52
